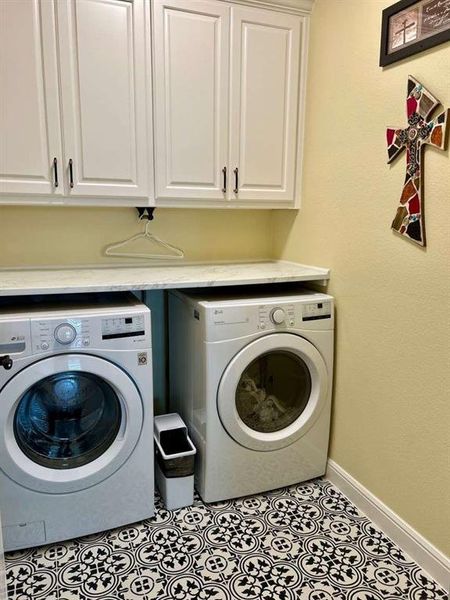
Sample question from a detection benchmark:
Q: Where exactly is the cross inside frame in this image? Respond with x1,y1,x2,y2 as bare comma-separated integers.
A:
387,76,449,246
395,18,416,46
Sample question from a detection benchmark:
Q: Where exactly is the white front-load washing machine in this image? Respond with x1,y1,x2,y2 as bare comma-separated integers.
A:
169,288,334,502
0,293,154,551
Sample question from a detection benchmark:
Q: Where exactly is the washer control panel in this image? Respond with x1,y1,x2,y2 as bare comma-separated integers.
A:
0,320,30,357
101,315,145,339
32,318,92,352
54,323,77,345
30,312,148,354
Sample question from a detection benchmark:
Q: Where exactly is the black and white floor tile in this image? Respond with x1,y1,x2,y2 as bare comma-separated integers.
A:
5,480,448,600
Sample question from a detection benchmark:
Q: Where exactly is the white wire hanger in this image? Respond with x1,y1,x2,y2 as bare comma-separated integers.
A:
105,217,185,260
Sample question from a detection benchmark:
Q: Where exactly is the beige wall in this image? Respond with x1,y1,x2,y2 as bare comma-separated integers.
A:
0,206,272,267
274,0,450,555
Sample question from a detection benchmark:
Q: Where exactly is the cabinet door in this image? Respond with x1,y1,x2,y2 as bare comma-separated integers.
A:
57,0,150,199
0,0,63,197
229,7,301,203
153,0,229,201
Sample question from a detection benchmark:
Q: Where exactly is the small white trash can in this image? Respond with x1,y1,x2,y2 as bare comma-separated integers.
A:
154,413,196,510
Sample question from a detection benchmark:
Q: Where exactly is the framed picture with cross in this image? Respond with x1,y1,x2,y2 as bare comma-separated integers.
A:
380,0,450,66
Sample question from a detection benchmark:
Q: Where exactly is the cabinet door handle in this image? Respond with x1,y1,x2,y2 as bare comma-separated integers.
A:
222,166,227,193
68,158,74,188
233,167,239,194
53,157,58,188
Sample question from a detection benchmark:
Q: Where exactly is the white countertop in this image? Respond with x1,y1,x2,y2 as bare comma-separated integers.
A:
0,261,330,296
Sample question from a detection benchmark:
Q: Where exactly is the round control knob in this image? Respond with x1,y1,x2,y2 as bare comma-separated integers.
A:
54,323,77,345
270,308,285,324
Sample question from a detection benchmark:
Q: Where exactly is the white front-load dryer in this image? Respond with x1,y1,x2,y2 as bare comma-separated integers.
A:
169,288,334,502
0,294,154,551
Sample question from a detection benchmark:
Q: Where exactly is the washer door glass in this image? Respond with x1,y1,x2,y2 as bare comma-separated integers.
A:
236,350,311,433
14,371,121,469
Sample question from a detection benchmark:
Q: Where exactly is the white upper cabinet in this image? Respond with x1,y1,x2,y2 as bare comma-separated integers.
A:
153,0,229,201
229,6,302,204
57,0,150,199
0,0,63,197
152,0,308,207
0,0,311,207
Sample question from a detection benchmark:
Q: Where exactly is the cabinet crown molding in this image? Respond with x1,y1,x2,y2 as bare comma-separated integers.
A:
219,0,314,15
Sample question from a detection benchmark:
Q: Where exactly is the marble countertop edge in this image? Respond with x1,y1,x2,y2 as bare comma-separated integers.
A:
0,260,330,296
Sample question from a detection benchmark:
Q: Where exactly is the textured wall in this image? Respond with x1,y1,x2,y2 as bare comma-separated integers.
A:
273,0,450,555
0,206,272,267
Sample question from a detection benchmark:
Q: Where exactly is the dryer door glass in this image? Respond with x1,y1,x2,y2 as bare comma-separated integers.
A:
236,350,311,433
14,371,121,469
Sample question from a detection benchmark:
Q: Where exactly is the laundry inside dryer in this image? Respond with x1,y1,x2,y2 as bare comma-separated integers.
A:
236,350,312,432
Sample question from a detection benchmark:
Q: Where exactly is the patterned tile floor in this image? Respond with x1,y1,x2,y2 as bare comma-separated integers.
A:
5,479,448,600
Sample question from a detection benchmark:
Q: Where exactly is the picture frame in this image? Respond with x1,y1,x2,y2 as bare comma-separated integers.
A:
380,0,450,66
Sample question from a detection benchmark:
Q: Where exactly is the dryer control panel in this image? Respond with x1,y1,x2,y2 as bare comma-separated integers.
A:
301,301,332,322
258,304,296,329
201,292,334,341
175,289,334,342
256,300,332,330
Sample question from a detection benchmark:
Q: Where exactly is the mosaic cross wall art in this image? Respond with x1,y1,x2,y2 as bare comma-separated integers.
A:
387,75,449,246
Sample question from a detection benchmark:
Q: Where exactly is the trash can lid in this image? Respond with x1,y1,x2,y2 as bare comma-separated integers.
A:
157,428,196,460
154,413,187,443
154,413,196,460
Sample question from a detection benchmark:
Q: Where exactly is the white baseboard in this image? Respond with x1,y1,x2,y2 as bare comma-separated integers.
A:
326,459,450,591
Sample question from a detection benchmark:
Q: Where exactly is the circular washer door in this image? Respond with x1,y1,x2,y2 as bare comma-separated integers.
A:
217,333,328,451
0,354,143,494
